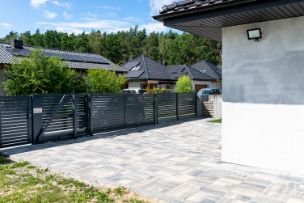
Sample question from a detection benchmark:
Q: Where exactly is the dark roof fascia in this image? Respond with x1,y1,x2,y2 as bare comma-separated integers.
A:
155,0,302,26
127,78,177,82
154,0,258,21
192,78,218,82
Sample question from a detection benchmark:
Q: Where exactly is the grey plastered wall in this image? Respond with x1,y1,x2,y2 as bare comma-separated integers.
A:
222,16,304,105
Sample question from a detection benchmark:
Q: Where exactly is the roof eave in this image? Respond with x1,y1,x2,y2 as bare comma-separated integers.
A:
153,0,259,21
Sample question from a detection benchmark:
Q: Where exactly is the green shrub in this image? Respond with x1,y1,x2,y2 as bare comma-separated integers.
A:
3,49,80,95
150,88,170,94
175,75,194,93
85,69,126,93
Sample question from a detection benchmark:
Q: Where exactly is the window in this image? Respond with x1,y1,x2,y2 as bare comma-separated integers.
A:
131,66,141,71
200,69,207,74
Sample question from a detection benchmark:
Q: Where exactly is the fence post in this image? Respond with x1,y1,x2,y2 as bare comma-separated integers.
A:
0,98,2,147
155,94,159,125
85,95,93,136
153,94,156,125
72,93,78,138
123,94,126,127
89,95,94,136
176,93,179,120
27,96,33,144
195,93,202,117
32,95,43,144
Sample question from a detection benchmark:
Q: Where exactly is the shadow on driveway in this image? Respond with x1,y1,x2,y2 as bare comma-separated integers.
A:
0,118,208,156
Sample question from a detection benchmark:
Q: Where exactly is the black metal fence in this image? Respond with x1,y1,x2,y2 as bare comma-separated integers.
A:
0,93,198,148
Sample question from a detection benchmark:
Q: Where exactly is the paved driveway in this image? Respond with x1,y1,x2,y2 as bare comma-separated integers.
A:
2,119,304,203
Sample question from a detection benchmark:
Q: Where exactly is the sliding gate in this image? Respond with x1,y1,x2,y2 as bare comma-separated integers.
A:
32,94,88,143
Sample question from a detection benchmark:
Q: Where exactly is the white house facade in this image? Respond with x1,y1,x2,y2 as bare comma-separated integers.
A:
222,16,304,174
155,0,304,174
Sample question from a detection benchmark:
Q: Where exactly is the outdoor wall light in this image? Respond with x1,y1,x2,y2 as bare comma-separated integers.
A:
247,28,262,41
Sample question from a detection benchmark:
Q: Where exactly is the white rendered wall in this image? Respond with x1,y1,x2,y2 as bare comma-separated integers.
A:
128,81,142,90
192,81,221,89
222,16,304,174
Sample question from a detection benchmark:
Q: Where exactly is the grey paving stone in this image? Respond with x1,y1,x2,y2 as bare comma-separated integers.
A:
2,119,304,203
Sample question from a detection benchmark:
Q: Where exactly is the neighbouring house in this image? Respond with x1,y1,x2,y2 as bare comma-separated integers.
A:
122,55,221,91
0,40,125,94
155,0,304,174
191,60,222,90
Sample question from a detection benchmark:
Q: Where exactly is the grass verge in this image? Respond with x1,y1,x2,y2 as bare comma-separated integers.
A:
209,119,222,123
0,155,148,203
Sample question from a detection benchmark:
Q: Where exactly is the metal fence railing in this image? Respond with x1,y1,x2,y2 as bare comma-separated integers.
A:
0,93,198,148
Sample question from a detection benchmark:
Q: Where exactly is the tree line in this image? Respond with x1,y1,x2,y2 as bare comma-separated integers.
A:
0,26,221,66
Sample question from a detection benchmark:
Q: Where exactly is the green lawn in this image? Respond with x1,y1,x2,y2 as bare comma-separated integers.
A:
0,155,148,203
209,119,222,123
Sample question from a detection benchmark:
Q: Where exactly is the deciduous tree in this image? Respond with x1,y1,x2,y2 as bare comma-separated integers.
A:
85,69,126,93
175,75,194,93
3,49,80,95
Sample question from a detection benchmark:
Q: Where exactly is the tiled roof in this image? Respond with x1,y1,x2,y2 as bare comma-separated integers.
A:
192,60,222,80
67,61,125,72
123,56,221,81
160,0,237,15
0,43,124,72
168,64,216,81
186,65,215,81
167,65,187,80
123,56,173,80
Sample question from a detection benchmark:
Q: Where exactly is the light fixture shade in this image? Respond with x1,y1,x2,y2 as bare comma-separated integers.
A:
247,28,262,41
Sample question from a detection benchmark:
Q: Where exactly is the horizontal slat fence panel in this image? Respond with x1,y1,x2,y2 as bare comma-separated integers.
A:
91,95,125,133
178,93,196,119
125,94,155,127
157,93,177,122
0,93,197,148
0,96,31,148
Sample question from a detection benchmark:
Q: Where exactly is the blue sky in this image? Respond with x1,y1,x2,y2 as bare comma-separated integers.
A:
0,0,177,37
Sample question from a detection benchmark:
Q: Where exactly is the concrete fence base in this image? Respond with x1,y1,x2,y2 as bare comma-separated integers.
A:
201,95,222,118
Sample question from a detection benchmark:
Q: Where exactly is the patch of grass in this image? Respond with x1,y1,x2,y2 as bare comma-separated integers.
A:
0,155,150,203
209,119,222,123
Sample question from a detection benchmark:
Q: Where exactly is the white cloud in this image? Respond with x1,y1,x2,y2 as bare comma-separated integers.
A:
63,12,73,20
44,10,58,19
0,22,12,29
37,20,132,34
31,0,48,8
80,12,98,21
97,6,121,11
38,20,171,35
30,0,71,9
52,1,71,9
139,22,169,33
149,0,176,15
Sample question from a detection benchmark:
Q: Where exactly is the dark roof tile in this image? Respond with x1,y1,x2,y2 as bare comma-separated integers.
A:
122,55,172,80
160,0,236,15
122,56,221,81
0,43,122,71
192,60,222,80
